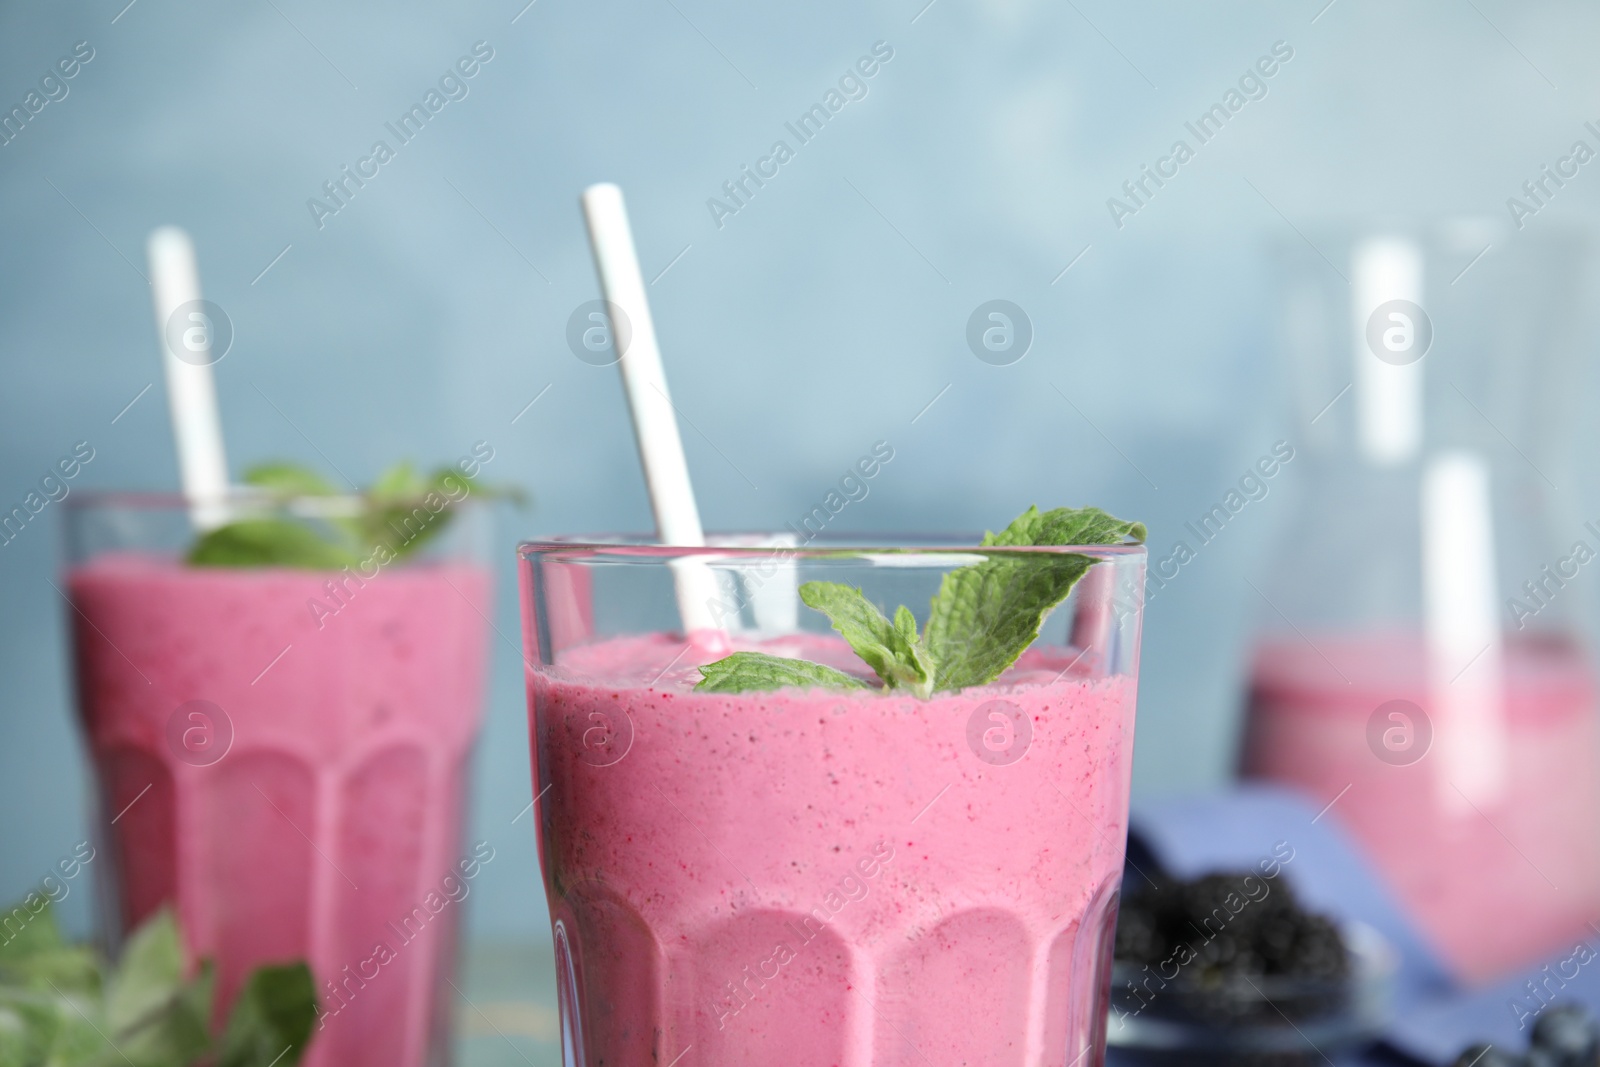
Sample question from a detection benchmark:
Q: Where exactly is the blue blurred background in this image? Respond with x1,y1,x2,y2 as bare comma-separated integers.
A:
4,0,1600,947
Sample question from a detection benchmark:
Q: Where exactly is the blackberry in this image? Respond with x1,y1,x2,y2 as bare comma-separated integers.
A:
1190,930,1264,984
1282,914,1348,981
1531,1002,1600,1066
1181,872,1264,936
1112,865,1350,1025
1256,911,1300,971
1114,902,1166,964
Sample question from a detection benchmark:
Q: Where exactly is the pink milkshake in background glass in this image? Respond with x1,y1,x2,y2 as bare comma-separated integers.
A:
64,491,492,1067
519,531,1146,1067
1239,223,1600,982
1243,631,1600,982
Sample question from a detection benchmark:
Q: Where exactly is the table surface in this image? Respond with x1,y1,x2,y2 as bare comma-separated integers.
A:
454,942,563,1066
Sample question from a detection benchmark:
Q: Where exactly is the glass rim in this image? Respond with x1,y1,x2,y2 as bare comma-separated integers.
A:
64,489,488,517
518,531,1148,560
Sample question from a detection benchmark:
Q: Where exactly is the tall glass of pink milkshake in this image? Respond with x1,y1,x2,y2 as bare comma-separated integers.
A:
64,491,492,1067
519,532,1146,1067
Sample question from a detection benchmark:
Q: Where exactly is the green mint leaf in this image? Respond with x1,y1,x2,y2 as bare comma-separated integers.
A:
107,912,214,1067
190,459,523,570
0,897,66,963
104,909,185,1035
0,947,101,996
216,963,317,1067
693,505,1142,697
0,993,58,1066
0,898,105,1067
922,505,1144,691
368,460,428,500
359,462,524,563
117,977,212,1067
981,504,1146,549
240,463,339,497
0,899,321,1067
187,520,361,570
798,582,932,697
360,464,457,562
695,652,870,693
44,1001,116,1067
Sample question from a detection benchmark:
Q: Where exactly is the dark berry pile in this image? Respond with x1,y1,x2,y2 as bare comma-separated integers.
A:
1455,1003,1600,1067
1114,870,1351,1024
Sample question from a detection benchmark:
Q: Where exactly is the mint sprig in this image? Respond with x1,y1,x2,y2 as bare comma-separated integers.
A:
187,460,522,570
693,505,1145,696
0,901,317,1067
695,651,869,693
798,583,935,698
216,965,319,1067
186,520,363,570
103,910,211,1065
924,505,1144,690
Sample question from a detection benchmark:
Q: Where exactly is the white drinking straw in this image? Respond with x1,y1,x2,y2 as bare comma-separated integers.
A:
1352,236,1424,466
147,227,230,530
579,184,726,643
1422,451,1507,811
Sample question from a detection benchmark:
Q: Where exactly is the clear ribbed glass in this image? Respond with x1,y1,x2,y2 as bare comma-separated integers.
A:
519,534,1146,1067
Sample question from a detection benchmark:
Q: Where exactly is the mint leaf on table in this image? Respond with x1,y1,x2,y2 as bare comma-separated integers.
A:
0,898,66,963
693,504,1145,696
115,970,213,1067
216,964,317,1067
695,651,869,693
1,947,101,996
0,901,99,996
798,582,933,698
104,908,212,1067
0,900,318,1067
0,902,105,1066
0,995,56,1066
103,908,185,1030
186,459,522,570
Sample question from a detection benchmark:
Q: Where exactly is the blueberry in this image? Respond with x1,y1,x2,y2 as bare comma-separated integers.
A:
1525,1046,1563,1067
1531,1002,1600,1066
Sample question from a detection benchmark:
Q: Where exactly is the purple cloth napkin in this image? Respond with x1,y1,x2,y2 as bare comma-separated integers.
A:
1125,786,1600,1066
1128,783,1455,1011
1382,934,1600,1065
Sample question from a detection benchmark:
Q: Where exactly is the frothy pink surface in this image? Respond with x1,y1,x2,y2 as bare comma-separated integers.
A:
1243,633,1600,982
530,633,1138,1067
68,553,490,1067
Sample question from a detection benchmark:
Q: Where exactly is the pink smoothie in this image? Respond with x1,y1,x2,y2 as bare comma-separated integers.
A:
1242,633,1600,982
529,633,1138,1067
68,554,490,1067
